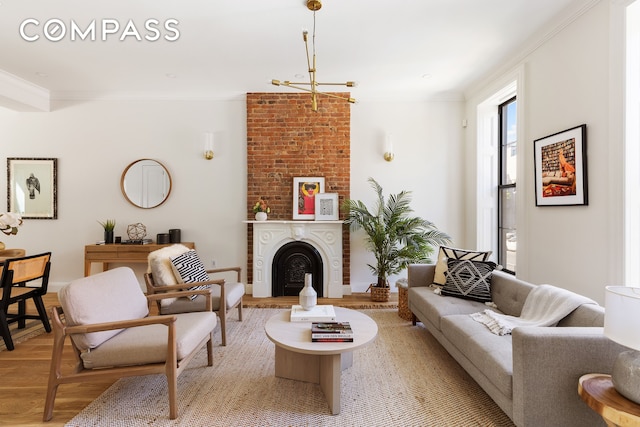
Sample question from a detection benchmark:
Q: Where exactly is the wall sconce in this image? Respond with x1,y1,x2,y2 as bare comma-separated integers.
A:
384,134,394,162
204,132,214,160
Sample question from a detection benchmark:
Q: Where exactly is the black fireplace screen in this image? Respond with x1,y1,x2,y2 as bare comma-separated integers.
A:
272,241,323,297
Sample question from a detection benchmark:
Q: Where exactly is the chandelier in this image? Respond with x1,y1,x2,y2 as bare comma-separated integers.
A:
271,0,356,112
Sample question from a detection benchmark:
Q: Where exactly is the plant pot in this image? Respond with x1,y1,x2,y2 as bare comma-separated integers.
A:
255,212,268,221
370,285,390,302
104,230,114,244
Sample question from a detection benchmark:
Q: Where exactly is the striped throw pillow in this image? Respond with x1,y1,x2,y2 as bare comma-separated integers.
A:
170,250,210,300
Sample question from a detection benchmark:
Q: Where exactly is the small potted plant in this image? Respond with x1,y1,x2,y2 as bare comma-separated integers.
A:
98,219,116,244
253,199,271,221
343,178,451,302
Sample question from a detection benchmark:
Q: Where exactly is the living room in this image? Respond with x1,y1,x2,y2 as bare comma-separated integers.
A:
1,0,631,307
1,0,638,425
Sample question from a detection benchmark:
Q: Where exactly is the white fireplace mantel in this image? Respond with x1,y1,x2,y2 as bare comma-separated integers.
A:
246,220,345,298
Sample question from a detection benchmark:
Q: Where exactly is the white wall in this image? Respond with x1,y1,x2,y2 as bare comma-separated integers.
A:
0,98,248,288
0,96,465,293
349,99,465,291
464,0,617,304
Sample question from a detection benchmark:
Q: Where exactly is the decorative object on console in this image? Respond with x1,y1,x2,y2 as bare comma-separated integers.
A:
127,222,147,241
169,229,181,243
270,0,356,112
97,219,115,244
293,177,324,220
7,157,57,219
314,193,339,221
203,132,214,160
534,124,588,206
0,212,22,250
156,233,170,244
252,198,270,221
299,273,317,310
343,177,451,302
604,286,640,404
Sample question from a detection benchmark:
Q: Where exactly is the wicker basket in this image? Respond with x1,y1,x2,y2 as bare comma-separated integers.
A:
396,279,412,321
370,285,390,302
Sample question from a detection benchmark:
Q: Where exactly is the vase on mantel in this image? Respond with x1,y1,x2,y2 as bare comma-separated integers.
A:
255,212,268,221
299,273,317,310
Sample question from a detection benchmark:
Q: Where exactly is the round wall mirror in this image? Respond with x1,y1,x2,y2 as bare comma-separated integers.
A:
120,159,172,209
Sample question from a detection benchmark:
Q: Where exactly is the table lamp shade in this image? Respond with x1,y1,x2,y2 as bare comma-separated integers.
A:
604,286,640,351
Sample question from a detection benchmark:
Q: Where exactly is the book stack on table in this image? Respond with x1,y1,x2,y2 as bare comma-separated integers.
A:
311,322,354,342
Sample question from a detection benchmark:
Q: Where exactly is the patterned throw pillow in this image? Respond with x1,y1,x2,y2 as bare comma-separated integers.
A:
440,259,497,302
433,246,492,286
170,250,211,300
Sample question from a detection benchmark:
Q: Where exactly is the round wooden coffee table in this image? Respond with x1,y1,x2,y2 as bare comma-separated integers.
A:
264,307,378,415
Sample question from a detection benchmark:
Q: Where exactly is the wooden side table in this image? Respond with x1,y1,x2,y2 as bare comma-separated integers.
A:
579,373,640,426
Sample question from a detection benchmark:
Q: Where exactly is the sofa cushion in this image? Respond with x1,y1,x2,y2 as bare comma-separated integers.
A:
441,259,497,302
170,250,211,300
59,267,149,351
441,314,514,398
408,286,489,331
490,270,535,316
433,246,491,286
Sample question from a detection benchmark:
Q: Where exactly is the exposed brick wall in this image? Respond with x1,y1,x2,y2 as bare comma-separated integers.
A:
246,92,350,287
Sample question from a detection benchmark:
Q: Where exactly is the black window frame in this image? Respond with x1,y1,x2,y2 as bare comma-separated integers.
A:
498,96,516,274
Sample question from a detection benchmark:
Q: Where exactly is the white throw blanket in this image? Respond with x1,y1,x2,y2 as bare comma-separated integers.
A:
470,284,596,336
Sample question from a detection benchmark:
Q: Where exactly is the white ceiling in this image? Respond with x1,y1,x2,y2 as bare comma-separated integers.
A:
0,0,594,105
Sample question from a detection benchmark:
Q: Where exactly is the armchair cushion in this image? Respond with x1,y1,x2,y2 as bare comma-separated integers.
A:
80,311,217,369
170,250,211,300
159,282,245,314
58,267,149,351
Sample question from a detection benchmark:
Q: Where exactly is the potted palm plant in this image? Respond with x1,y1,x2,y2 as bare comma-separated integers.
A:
343,178,452,302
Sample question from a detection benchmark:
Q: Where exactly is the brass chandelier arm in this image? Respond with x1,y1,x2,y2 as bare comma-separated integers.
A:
269,0,355,112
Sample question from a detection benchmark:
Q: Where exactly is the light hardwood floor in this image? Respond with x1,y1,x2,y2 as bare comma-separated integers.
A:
0,291,398,426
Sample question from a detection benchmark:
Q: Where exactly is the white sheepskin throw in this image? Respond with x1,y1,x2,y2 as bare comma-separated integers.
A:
147,244,192,307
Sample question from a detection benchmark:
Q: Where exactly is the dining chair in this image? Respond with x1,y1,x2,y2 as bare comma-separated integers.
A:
0,252,51,351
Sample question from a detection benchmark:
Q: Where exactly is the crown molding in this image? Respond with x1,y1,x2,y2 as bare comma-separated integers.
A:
0,70,50,112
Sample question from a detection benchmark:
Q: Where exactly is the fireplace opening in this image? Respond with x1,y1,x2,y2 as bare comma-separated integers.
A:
272,241,323,297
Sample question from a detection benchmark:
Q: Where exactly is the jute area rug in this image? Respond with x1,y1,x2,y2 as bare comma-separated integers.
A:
66,309,515,427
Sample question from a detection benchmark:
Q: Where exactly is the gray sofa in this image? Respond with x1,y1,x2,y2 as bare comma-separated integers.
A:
407,263,625,427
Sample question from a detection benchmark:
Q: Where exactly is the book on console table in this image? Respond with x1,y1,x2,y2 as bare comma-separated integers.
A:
290,304,336,322
311,321,353,342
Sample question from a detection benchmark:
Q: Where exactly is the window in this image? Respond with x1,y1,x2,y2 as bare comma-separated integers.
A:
498,97,517,273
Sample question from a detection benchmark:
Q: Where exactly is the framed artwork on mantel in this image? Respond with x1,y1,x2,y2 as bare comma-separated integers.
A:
534,124,587,206
315,193,339,221
293,177,324,220
7,157,58,219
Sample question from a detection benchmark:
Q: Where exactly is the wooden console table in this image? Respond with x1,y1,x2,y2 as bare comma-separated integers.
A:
84,242,195,276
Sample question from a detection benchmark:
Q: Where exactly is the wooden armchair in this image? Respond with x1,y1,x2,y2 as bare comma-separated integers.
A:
0,252,51,351
146,244,244,346
43,267,216,422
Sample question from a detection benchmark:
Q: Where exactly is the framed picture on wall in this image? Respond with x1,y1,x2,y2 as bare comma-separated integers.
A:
314,193,339,221
534,124,587,206
293,177,324,220
7,157,58,219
